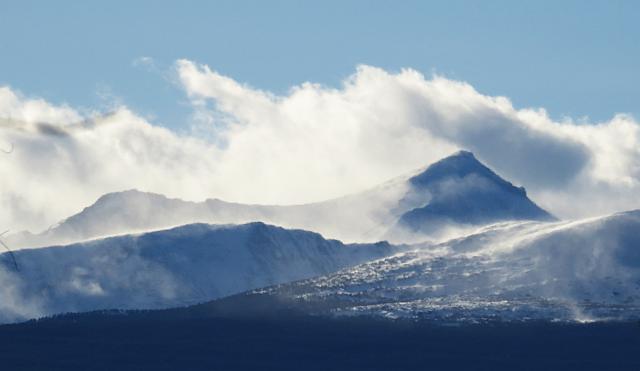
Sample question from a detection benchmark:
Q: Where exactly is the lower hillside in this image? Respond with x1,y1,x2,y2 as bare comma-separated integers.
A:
178,210,640,322
0,222,395,323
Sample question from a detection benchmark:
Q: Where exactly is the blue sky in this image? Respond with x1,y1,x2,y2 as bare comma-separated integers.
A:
1,0,638,131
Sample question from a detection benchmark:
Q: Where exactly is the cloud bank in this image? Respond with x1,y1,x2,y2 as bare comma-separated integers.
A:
1,61,639,233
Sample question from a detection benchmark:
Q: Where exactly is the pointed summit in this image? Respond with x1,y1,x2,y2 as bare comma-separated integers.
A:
397,150,554,233
410,150,513,191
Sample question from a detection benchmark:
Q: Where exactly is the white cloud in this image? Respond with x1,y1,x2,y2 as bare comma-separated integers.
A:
1,61,640,233
0,89,223,232
176,60,640,218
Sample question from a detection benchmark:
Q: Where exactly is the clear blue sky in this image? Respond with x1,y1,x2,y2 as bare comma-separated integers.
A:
1,0,638,130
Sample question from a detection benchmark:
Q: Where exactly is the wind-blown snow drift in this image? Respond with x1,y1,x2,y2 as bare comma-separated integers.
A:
0,222,395,324
216,210,640,322
3,209,638,324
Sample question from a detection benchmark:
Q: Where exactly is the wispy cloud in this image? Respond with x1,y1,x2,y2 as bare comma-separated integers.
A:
131,56,156,69
176,60,640,218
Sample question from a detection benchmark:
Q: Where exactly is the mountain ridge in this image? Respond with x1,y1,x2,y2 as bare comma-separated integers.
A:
0,221,397,324
7,150,555,249
12,209,637,325
209,209,640,322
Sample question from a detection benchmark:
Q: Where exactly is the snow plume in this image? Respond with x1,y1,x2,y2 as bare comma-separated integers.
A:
0,222,396,323
177,60,640,219
0,266,43,323
0,88,223,232
2,62,640,233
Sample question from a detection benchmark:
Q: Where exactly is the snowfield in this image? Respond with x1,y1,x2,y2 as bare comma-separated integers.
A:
244,210,640,322
0,223,395,323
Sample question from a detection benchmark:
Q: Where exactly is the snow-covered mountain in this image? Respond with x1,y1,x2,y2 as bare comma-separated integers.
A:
8,150,552,249
3,204,636,324
391,150,554,239
199,210,640,322
0,222,396,324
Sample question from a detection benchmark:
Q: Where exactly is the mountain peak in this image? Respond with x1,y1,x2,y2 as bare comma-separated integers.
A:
93,189,166,205
397,150,555,232
451,149,476,158
410,150,502,188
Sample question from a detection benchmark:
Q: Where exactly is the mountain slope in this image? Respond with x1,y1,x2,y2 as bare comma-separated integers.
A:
393,151,554,237
8,150,554,249
0,222,395,324
7,185,411,249
6,191,288,249
185,210,640,322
